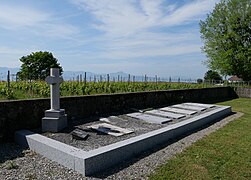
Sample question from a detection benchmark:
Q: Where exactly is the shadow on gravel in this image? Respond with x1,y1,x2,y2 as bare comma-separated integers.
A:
89,112,237,179
0,143,26,164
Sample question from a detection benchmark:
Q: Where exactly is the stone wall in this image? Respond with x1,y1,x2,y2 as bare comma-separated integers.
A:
235,87,251,98
0,87,237,142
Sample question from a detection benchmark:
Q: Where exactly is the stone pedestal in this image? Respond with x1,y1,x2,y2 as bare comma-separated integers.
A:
42,109,67,132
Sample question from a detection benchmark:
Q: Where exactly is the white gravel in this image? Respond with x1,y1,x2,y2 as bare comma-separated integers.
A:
0,112,242,180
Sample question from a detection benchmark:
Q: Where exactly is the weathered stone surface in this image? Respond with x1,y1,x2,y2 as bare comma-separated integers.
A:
87,123,133,137
71,129,89,140
145,110,185,119
42,68,67,132
127,112,172,124
172,104,206,111
160,107,197,115
183,103,215,108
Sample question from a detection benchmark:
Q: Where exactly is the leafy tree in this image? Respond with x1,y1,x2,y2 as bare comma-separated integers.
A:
197,78,203,84
200,0,251,81
204,70,223,81
18,51,63,81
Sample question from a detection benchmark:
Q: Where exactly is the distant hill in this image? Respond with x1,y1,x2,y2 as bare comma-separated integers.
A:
0,67,192,82
63,70,133,81
0,67,134,81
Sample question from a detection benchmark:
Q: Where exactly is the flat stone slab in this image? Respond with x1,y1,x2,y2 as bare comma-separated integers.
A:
172,104,206,111
87,123,133,137
184,103,215,108
160,107,197,115
145,110,185,119
127,112,172,124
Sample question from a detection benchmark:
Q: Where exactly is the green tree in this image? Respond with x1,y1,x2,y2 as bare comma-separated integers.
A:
18,51,63,81
197,78,203,84
200,0,251,81
204,70,223,82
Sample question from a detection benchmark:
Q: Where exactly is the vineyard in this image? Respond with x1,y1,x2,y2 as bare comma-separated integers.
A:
0,80,216,100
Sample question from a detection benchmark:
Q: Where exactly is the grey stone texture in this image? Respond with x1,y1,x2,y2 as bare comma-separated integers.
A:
160,107,197,115
183,102,215,108
42,68,67,132
127,112,172,124
172,104,206,111
145,110,185,119
236,87,251,98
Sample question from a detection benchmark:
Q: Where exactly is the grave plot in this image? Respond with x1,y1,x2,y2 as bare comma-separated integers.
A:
16,103,231,176
15,72,232,176
43,114,165,151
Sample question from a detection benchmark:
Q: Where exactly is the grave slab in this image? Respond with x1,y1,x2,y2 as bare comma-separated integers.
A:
160,107,197,115
184,103,215,108
145,110,185,119
71,129,89,140
172,104,206,111
127,112,172,124
87,123,133,137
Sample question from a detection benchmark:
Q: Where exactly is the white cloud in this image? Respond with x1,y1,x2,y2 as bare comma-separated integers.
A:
0,5,49,28
0,3,79,39
90,43,201,60
0,46,32,55
65,0,218,70
140,0,163,21
0,0,218,78
70,0,219,37
163,0,219,25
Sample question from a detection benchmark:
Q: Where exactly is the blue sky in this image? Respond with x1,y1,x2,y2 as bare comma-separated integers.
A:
0,0,220,79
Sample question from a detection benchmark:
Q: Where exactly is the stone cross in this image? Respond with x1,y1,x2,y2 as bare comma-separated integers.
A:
45,68,63,111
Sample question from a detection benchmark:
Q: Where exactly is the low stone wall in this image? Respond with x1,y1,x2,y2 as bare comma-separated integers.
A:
0,87,237,142
235,87,251,98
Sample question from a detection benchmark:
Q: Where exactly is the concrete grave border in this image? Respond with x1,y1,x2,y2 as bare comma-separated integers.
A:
15,105,231,176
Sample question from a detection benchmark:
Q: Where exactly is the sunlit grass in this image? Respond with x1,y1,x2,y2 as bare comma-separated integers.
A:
149,98,251,180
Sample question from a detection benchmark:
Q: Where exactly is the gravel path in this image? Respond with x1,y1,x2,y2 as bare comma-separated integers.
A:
0,112,242,180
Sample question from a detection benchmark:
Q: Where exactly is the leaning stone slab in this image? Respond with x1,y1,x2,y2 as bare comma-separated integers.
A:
87,123,133,137
15,105,231,176
127,112,172,124
71,129,89,140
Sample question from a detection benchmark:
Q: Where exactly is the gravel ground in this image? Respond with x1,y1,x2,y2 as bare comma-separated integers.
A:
0,112,242,180
44,107,217,151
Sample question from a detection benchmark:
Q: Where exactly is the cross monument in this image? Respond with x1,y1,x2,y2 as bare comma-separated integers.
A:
42,68,67,132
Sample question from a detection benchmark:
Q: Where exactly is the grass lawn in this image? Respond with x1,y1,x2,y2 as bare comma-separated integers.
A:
149,98,251,180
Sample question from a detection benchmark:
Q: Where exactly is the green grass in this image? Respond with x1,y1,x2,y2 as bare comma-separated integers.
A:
149,98,251,180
